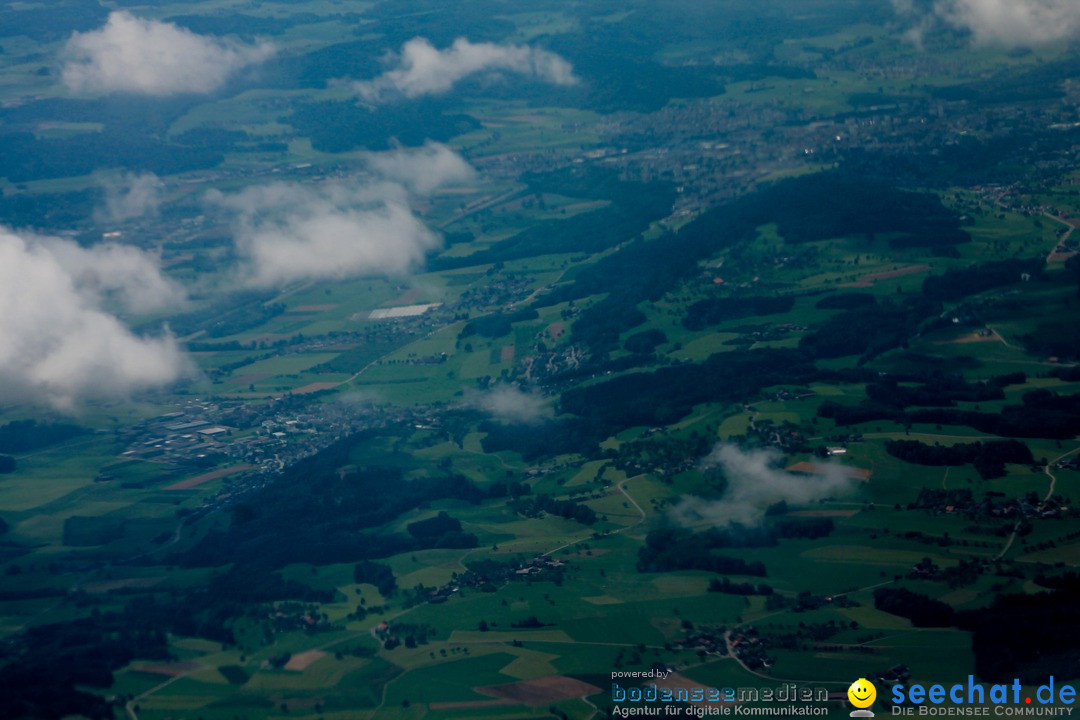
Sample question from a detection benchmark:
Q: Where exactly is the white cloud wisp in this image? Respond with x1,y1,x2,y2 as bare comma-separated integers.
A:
209,180,440,287
470,385,552,425
0,229,187,410
892,0,1080,46
352,37,577,101
211,145,476,287
670,444,859,528
362,142,477,195
95,171,165,224
63,11,275,96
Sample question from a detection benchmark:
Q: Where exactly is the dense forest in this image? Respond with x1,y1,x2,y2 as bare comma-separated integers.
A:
799,297,939,361
287,99,481,153
873,587,953,627
0,420,88,454
908,390,1080,440
540,170,967,355
510,494,598,525
820,386,1080,440
885,439,1034,479
921,258,1044,301
0,131,224,183
462,308,539,339
866,373,1023,408
0,2,1075,713
179,432,483,569
956,584,1080,682
479,417,603,460
0,0,107,42
683,296,795,330
690,518,835,549
0,611,168,720
433,167,677,271
637,527,768,577
560,348,822,432
353,560,398,597
0,563,338,719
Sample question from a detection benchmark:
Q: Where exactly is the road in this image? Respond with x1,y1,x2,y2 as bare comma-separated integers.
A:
862,431,1001,441
127,674,189,720
127,475,650,719
365,478,649,714
543,475,647,557
995,521,1023,562
720,579,894,686
994,445,1080,564
436,188,521,229
1044,446,1080,502
1042,212,1077,262
986,325,1013,349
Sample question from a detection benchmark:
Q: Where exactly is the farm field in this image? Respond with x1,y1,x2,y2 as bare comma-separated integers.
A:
2,1,1080,719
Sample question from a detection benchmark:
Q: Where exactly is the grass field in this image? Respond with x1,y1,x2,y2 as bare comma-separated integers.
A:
2,3,1080,719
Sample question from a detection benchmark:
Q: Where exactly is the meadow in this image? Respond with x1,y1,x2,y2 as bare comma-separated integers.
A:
2,1,1080,718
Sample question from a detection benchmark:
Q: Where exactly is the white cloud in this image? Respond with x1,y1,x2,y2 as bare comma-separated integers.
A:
208,180,441,287
892,0,1080,45
95,171,165,224
210,146,476,287
471,385,552,425
352,36,577,101
363,142,477,195
670,444,858,527
0,229,188,410
62,11,275,96
38,236,185,313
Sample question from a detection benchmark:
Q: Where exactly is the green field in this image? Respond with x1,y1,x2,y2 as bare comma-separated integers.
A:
1,1,1080,719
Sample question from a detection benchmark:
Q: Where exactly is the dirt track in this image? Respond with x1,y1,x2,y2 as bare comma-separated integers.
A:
842,264,930,287
165,464,254,490
476,675,601,705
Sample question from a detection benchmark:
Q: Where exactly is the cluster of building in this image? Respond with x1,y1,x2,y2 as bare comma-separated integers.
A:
671,625,729,657
117,394,382,478
911,488,1068,521
427,555,570,599
454,273,534,312
727,627,772,670
269,605,333,634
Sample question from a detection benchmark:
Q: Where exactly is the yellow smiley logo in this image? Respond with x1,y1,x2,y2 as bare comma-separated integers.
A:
848,678,877,709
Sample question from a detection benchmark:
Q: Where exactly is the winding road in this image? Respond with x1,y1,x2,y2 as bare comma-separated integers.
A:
542,475,647,557
1043,446,1080,502
994,445,1080,562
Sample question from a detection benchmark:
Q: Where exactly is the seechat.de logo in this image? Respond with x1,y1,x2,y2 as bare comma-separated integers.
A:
849,678,878,718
